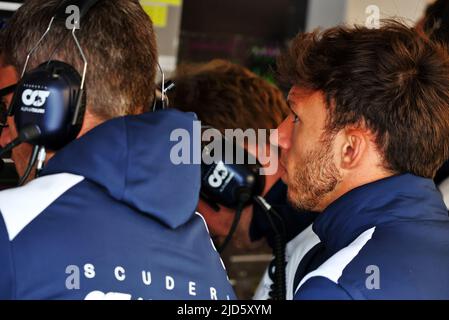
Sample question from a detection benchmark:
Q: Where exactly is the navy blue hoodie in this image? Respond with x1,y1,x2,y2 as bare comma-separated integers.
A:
0,109,235,300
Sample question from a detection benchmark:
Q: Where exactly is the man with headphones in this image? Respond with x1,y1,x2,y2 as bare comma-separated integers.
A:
0,0,235,299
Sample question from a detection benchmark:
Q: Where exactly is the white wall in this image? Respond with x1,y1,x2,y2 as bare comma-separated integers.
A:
306,0,433,30
306,0,347,31
345,0,432,26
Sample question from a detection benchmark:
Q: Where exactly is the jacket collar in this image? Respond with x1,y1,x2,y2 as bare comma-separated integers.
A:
313,174,448,254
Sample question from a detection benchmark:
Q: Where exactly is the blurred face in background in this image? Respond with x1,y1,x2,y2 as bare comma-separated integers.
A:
0,59,33,177
198,142,282,249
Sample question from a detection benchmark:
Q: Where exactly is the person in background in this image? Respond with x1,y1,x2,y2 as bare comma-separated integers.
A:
418,0,449,209
0,38,20,189
168,59,317,298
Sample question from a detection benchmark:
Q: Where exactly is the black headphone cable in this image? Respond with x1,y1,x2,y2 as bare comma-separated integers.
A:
0,125,41,158
254,195,287,300
217,191,251,254
17,145,39,186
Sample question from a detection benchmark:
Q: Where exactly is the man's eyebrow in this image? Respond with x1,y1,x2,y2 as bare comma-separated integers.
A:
287,99,300,115
286,99,294,111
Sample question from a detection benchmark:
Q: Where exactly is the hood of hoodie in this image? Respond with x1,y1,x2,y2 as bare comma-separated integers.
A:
42,109,200,229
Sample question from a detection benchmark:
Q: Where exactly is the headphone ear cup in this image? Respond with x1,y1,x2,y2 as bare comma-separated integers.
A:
12,60,86,150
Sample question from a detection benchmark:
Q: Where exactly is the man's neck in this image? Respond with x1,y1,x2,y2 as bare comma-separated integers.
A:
77,110,106,138
44,110,106,167
319,169,395,212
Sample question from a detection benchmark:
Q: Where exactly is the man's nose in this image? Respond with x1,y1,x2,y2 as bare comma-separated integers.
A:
274,116,293,151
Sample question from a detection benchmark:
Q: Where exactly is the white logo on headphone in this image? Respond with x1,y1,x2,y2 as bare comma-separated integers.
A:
22,89,51,107
208,162,229,188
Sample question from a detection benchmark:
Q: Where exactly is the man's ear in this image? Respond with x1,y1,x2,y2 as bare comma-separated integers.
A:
339,128,368,170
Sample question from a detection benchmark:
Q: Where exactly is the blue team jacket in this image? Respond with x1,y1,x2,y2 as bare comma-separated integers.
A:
293,174,449,299
0,109,235,300
255,174,449,299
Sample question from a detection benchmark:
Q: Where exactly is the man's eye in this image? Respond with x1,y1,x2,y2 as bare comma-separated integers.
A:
292,113,299,123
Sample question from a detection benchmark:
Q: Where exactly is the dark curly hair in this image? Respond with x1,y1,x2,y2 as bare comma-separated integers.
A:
278,20,449,178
